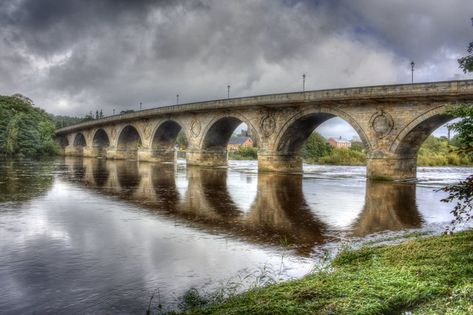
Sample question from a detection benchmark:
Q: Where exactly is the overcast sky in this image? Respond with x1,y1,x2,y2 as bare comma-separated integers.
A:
1,0,472,138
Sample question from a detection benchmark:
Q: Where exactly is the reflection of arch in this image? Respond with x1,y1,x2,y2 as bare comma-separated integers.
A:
91,159,109,188
186,167,242,217
391,106,453,157
71,158,86,180
151,120,185,150
115,160,141,196
275,107,370,155
352,180,422,236
151,163,180,212
73,133,87,147
201,114,259,151
248,173,326,255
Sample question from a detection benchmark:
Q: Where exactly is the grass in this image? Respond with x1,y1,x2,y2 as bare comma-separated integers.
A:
173,230,473,314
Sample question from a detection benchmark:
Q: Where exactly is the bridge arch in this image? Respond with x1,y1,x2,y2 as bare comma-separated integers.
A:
201,114,260,151
151,119,186,153
73,133,87,147
117,125,142,159
57,135,69,148
93,128,110,148
391,105,454,157
274,107,370,155
92,128,110,157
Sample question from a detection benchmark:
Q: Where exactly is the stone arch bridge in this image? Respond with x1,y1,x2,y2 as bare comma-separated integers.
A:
56,80,473,180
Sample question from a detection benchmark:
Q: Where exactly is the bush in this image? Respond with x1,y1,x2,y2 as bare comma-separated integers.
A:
318,148,366,165
228,146,258,160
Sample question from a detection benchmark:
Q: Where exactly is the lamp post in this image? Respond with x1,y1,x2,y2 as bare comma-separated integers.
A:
139,102,142,110
176,94,179,105
113,109,115,115
410,61,415,84
227,85,231,99
302,73,306,92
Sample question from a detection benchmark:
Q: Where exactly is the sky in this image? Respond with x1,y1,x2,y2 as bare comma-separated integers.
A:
0,0,472,138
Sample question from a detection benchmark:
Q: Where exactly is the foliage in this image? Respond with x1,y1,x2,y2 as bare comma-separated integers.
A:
0,95,59,157
417,135,471,166
228,146,258,160
176,231,473,314
441,24,473,227
176,131,188,149
458,18,473,73
440,103,473,226
447,105,473,157
318,147,366,165
350,141,364,152
302,132,332,161
441,175,473,228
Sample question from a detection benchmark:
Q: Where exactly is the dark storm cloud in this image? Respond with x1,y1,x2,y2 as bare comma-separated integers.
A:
0,0,471,121
0,0,175,54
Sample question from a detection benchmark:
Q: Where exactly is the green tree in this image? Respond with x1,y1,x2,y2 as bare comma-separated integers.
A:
441,19,473,227
441,105,473,227
0,95,59,157
458,18,473,73
176,131,188,149
303,132,332,162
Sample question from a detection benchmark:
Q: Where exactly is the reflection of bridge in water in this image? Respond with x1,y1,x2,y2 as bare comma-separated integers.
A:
63,158,423,256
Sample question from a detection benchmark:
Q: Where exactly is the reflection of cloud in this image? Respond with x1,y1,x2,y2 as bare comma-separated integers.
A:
1,173,313,313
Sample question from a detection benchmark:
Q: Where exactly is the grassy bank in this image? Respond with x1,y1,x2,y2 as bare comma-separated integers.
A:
176,230,473,314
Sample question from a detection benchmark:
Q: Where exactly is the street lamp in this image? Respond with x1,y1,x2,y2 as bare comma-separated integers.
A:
302,73,306,92
176,94,179,105
139,102,142,110
227,85,231,99
410,61,415,84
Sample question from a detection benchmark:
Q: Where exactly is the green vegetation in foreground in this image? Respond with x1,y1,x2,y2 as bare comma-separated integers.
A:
0,94,59,157
176,230,473,314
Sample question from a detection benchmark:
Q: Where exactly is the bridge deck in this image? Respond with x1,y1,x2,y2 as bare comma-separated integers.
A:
56,79,473,135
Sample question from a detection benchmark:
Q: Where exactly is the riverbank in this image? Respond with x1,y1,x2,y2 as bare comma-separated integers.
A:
176,230,473,314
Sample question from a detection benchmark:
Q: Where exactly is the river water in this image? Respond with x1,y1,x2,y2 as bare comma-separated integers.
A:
0,157,471,313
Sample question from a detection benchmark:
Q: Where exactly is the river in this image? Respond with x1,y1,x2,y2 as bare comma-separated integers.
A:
0,157,471,313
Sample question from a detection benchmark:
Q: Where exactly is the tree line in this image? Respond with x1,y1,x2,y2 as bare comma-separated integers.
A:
0,94,58,157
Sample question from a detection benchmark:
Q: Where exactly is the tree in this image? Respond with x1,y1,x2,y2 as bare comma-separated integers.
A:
441,105,473,227
176,131,188,149
441,19,473,227
458,18,473,73
0,95,58,157
303,132,332,162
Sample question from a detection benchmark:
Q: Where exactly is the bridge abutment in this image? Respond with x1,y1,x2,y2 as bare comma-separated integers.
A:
83,146,107,158
366,155,416,181
186,150,227,167
106,148,140,160
258,153,303,173
64,146,84,157
138,149,177,162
